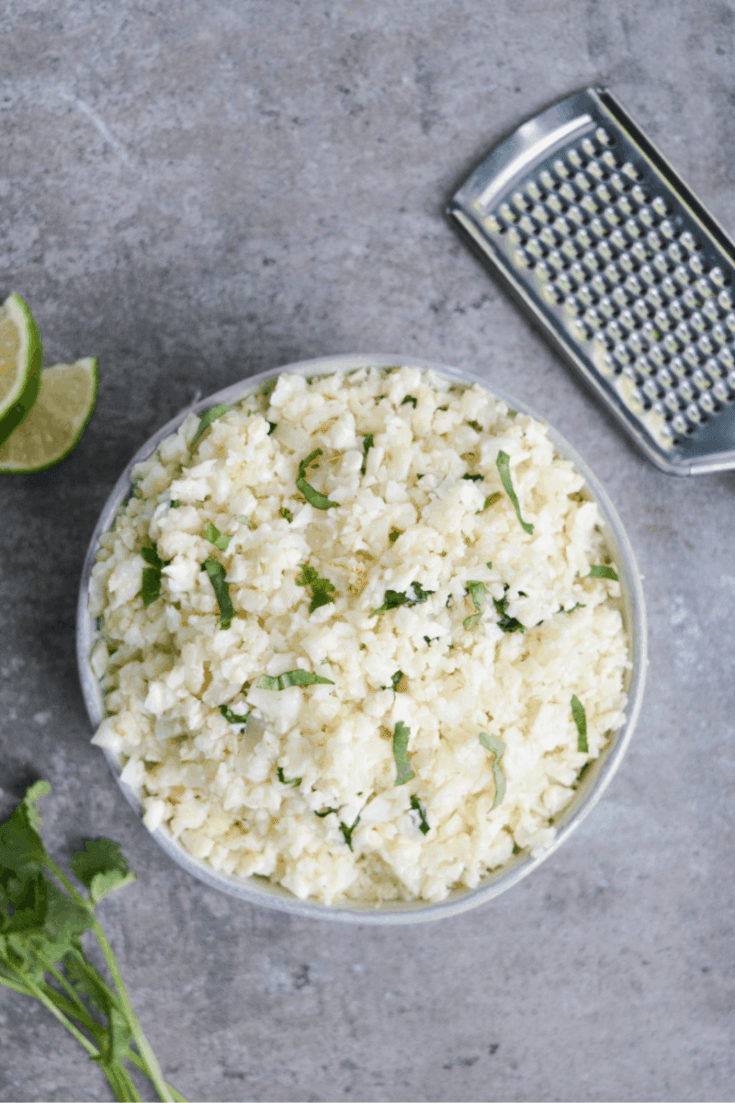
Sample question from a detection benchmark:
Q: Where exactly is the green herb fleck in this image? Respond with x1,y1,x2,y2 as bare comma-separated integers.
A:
588,564,618,581
560,602,586,614
468,420,482,432
496,450,534,534
204,520,232,552
401,395,417,408
202,557,235,628
389,528,402,543
236,515,251,528
417,473,425,480
479,732,507,808
477,491,502,514
464,580,487,630
190,403,231,451
571,694,588,753
279,507,293,523
463,473,483,482
140,542,169,606
381,669,405,691
410,795,430,835
371,581,435,616
339,815,361,851
256,670,335,690
361,433,374,475
296,564,336,614
277,767,301,787
220,703,250,725
268,421,278,435
392,721,414,786
493,586,525,634
296,448,339,509
170,499,180,508
315,807,339,818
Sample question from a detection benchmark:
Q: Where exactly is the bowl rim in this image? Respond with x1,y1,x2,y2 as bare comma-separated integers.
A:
77,352,647,924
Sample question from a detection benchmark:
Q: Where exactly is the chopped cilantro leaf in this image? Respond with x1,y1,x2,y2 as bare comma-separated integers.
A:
468,420,482,432
277,767,301,786
256,670,335,689
339,815,360,851
315,807,339,818
268,421,278,434
410,795,430,835
493,586,524,634
202,557,235,628
571,694,588,753
479,732,507,808
391,669,404,691
477,491,502,514
280,507,293,523
463,473,483,482
464,580,487,630
236,514,251,528
401,395,417,407
361,433,374,475
371,581,435,616
496,450,534,534
190,403,231,451
296,564,336,613
588,564,618,581
392,720,414,785
560,602,586,614
220,703,250,725
296,448,339,509
417,473,424,480
389,528,402,543
205,520,232,552
140,542,169,606
170,499,180,508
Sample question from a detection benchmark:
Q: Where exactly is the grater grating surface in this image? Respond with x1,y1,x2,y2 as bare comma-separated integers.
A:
449,87,735,475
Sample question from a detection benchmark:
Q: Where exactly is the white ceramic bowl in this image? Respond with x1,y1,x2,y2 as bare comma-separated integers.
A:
77,353,647,923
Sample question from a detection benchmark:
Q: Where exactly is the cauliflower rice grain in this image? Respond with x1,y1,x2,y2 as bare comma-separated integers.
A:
90,366,629,905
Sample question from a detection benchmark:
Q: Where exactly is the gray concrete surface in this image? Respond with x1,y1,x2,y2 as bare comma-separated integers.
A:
1,1,734,1100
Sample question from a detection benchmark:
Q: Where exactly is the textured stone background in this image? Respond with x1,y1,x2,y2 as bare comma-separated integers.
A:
1,2,734,1100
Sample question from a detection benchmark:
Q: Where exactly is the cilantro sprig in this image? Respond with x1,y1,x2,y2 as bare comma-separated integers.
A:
371,581,435,616
296,564,336,614
296,449,339,510
0,782,184,1101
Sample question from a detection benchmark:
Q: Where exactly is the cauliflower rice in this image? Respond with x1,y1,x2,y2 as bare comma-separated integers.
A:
89,365,629,905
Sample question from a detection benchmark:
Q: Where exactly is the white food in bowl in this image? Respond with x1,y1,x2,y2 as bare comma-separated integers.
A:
88,363,630,907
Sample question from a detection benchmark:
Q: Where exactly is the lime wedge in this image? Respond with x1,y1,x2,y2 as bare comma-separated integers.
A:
0,358,98,472
0,293,43,446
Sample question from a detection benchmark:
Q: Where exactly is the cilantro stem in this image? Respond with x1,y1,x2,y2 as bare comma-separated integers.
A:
42,856,175,1103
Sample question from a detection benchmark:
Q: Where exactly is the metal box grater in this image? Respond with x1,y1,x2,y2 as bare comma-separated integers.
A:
448,87,735,475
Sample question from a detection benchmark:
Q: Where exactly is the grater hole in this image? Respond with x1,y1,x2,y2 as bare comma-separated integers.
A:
622,162,642,181
512,191,529,211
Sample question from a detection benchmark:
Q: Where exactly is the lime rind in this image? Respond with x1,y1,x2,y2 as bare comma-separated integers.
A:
0,293,43,446
0,357,98,473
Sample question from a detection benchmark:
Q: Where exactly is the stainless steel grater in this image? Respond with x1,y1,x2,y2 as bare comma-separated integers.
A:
448,87,735,475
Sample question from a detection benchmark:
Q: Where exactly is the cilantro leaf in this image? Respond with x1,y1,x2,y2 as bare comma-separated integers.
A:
277,767,301,787
477,491,501,514
560,602,586,614
496,450,534,534
371,581,435,616
410,795,430,835
468,420,482,432
463,473,483,482
392,721,414,786
315,807,339,818
190,403,231,451
280,507,293,523
479,732,507,808
268,421,278,435
464,580,487,630
493,586,525,634
296,449,339,509
571,694,588,753
204,521,232,552
389,528,402,543
70,840,137,905
588,564,618,581
220,704,251,725
361,433,374,475
391,670,404,691
401,395,417,408
339,815,360,851
202,557,235,628
140,542,170,606
296,564,336,614
256,670,335,690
